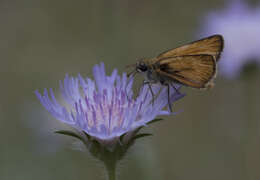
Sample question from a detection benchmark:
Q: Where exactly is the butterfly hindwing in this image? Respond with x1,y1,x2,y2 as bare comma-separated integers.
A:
156,55,216,88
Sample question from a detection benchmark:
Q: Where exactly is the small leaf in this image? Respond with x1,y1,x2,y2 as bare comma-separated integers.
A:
147,118,164,125
83,131,91,140
119,133,127,142
55,130,84,142
132,133,153,141
133,126,143,134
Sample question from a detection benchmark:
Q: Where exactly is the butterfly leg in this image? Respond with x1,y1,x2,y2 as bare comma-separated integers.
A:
148,83,155,105
125,71,138,100
143,81,155,105
167,84,173,112
125,77,132,101
134,80,148,100
170,83,181,95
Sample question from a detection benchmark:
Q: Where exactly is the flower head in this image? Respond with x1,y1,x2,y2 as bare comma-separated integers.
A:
200,0,260,78
35,63,184,146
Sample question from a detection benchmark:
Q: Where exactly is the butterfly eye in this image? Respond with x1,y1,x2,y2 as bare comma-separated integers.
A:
137,63,148,72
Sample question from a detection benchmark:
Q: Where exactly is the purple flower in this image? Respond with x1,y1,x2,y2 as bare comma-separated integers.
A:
200,0,260,78
35,63,184,146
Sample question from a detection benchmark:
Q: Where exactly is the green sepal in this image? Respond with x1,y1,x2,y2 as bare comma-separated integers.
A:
83,131,91,140
132,133,153,141
55,130,87,145
54,129,153,166
147,118,164,125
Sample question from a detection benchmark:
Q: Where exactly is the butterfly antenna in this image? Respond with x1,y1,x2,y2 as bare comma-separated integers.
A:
125,63,136,71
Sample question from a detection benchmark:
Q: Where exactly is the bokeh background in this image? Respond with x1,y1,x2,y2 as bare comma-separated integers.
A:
1,0,260,179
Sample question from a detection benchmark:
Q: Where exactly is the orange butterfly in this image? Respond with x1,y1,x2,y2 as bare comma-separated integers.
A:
127,34,224,111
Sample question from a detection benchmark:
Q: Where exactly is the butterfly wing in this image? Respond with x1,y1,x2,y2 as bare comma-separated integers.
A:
157,35,224,61
156,55,216,88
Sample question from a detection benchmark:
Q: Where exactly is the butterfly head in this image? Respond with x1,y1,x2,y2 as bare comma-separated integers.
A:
136,59,149,73
126,58,151,78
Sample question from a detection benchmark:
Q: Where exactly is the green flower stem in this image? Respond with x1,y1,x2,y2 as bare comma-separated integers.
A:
104,158,117,180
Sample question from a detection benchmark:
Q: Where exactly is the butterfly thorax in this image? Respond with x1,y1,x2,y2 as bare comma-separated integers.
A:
136,58,173,85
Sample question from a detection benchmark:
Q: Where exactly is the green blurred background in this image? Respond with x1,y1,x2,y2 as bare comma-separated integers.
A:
1,0,260,179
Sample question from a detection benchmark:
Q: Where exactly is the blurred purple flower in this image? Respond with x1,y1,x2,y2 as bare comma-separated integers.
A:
200,0,260,78
35,63,184,146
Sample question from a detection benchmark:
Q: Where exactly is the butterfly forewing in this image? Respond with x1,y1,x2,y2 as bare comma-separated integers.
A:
156,55,216,88
157,35,224,61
